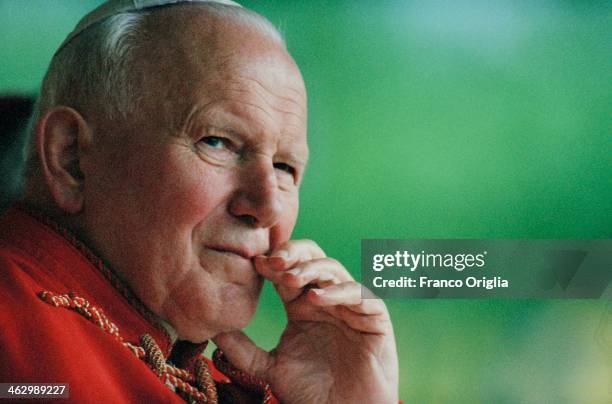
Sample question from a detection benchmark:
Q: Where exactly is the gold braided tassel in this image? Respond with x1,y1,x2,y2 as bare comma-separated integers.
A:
38,291,220,403
140,333,167,377
195,358,218,404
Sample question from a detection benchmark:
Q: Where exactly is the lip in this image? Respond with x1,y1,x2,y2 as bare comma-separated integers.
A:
208,245,255,260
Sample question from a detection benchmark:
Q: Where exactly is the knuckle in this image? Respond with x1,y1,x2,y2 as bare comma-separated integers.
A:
302,239,325,256
324,257,341,268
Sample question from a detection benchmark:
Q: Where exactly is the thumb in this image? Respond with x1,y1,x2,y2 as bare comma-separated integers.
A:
212,330,272,378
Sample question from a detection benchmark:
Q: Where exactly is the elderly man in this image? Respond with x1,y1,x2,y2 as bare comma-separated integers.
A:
0,1,398,402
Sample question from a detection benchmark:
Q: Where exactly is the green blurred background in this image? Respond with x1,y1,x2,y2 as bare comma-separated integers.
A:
1,0,610,402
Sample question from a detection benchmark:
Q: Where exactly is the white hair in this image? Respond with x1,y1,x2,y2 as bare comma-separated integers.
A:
26,2,284,170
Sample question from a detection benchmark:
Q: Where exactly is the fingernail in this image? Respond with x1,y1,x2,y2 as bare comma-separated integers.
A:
311,288,325,296
286,268,301,276
273,250,289,259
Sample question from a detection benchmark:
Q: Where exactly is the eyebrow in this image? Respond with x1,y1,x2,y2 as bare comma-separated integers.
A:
209,125,241,136
191,106,308,161
207,124,308,161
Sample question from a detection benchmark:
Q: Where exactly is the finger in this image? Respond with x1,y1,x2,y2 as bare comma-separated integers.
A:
253,240,332,304
212,330,272,378
252,239,327,282
253,255,287,284
253,255,340,287
285,291,390,335
268,239,326,268
252,256,305,302
344,285,387,316
307,282,361,306
281,257,354,289
285,294,346,325
308,282,388,316
307,283,392,334
253,255,288,272
334,306,392,334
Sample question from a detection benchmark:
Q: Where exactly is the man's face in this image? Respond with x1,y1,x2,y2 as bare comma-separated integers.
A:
79,14,308,341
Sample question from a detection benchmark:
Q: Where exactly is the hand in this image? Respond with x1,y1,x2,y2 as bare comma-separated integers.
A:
213,240,399,404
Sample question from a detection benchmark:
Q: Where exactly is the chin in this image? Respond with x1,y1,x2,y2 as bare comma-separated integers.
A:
219,295,259,330
217,279,262,325
175,292,260,343
177,310,256,343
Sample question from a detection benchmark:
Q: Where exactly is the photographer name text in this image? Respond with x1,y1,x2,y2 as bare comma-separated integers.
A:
370,250,509,290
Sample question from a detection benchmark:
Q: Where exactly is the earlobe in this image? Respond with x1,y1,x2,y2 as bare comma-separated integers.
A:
36,106,92,214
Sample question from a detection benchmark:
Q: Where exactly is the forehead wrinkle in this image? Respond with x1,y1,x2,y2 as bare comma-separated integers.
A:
224,87,306,129
244,75,305,114
213,71,305,129
169,59,305,137
215,53,306,112
219,98,301,143
222,79,306,126
281,121,307,138
181,98,296,141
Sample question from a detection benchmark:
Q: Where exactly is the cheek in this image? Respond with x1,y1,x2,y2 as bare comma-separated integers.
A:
270,193,299,249
145,148,230,225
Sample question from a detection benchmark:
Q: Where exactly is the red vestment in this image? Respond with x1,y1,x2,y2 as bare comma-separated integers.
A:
0,207,276,403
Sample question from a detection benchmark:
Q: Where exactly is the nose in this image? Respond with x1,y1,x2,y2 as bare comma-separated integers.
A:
229,157,283,228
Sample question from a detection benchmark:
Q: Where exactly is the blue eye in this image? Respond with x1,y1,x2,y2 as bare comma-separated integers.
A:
200,136,227,148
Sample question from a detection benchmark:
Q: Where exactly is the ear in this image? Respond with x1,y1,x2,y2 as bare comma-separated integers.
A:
35,106,92,214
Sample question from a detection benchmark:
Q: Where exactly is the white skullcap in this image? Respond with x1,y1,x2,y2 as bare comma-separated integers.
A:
55,0,243,56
